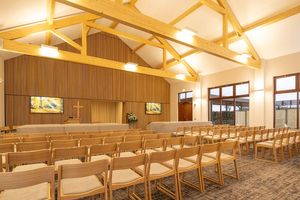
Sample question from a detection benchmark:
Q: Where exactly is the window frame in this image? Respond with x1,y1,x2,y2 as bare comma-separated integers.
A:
273,73,300,129
178,91,193,103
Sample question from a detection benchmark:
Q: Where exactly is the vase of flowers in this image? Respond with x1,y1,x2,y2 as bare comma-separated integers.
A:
126,112,138,128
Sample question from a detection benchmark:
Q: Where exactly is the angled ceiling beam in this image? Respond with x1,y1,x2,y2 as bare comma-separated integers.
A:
57,0,260,68
199,0,226,14
0,13,100,40
166,4,300,68
50,29,82,51
133,1,203,52
218,0,260,61
45,0,56,45
110,0,125,29
0,38,197,82
85,21,164,49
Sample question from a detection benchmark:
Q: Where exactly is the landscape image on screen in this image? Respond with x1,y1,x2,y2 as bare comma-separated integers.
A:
145,103,162,115
30,96,63,113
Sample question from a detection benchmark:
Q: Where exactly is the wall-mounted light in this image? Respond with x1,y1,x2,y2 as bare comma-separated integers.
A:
236,53,251,64
124,62,138,72
176,74,186,80
0,38,3,49
0,78,3,84
39,44,59,58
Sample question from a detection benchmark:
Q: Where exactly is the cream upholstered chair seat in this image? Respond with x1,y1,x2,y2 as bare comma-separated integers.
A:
147,163,172,176
0,182,49,200
91,154,111,162
13,163,47,172
144,149,157,154
256,141,281,148
201,155,217,165
184,155,197,163
61,175,103,195
111,169,142,184
175,159,194,170
54,159,82,171
119,152,137,157
204,152,235,161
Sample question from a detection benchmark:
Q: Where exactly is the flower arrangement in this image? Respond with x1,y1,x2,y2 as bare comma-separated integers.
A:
127,112,138,123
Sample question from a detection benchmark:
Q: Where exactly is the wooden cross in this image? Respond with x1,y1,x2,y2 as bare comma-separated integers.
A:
73,100,84,119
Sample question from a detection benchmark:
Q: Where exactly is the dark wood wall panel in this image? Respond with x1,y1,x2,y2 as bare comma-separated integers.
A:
5,32,170,127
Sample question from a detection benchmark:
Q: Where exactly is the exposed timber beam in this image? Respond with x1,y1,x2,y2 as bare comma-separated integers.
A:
222,14,228,48
50,29,82,51
85,21,164,48
218,0,260,61
166,4,300,68
45,0,56,45
199,0,226,14
133,1,203,52
0,13,100,40
57,0,260,68
0,38,197,82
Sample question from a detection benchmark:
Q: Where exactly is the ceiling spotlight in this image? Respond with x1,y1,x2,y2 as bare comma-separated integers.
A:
124,62,138,72
176,74,186,80
236,53,251,64
39,44,59,58
176,28,197,43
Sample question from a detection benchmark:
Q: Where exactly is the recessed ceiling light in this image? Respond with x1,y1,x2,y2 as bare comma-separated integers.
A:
124,62,138,72
181,28,197,36
39,44,59,58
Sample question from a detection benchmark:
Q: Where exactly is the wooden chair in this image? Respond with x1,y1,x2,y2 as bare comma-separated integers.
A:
103,136,124,144
58,159,109,200
164,137,182,150
22,136,47,142
0,143,14,171
67,132,86,136
157,133,172,139
227,131,247,155
174,146,204,197
72,134,91,140
182,136,198,148
51,139,78,149
109,154,148,200
48,135,70,141
90,132,111,138
144,150,179,200
203,129,225,144
0,137,21,144
142,134,158,140
255,133,287,162
218,141,239,184
124,135,142,142
0,166,55,200
16,141,50,152
110,132,125,137
52,146,88,171
90,143,118,162
118,141,143,157
80,137,103,146
288,131,297,157
295,132,300,152
174,127,185,136
200,143,223,188
143,139,165,153
0,155,2,172
7,149,51,172
140,130,155,135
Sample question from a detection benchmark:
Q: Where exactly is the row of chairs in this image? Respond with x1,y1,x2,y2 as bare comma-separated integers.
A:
0,141,240,200
255,131,300,162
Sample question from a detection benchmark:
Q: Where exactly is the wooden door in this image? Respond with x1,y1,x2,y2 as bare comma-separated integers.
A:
178,102,192,121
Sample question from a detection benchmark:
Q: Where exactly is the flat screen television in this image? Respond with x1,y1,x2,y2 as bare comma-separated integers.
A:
30,96,64,113
145,103,162,115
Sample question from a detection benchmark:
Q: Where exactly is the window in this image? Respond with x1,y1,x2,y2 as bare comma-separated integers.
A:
274,74,299,129
208,82,249,125
178,91,193,103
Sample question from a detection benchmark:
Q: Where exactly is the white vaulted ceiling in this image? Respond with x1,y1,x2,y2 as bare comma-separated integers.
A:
0,0,300,76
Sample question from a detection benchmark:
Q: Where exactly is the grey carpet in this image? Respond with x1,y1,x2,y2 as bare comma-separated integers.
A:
110,153,300,200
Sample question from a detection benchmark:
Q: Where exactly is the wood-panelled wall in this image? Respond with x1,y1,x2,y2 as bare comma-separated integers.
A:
5,32,170,128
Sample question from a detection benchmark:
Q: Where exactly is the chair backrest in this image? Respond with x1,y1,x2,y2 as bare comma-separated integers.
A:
53,146,88,162
118,141,143,155
124,135,142,142
1,134,19,138
144,139,165,152
111,154,147,170
140,130,155,135
67,132,85,136
7,149,51,171
165,137,182,148
157,133,172,139
142,134,158,140
219,141,238,156
72,134,91,139
0,137,21,144
201,143,219,154
0,143,14,153
0,155,2,172
48,135,70,141
182,136,198,146
22,136,47,142
51,139,78,149
80,137,103,146
0,166,55,199
177,146,200,161
148,150,176,165
110,132,125,137
16,141,50,152
90,143,118,158
103,136,124,144
58,159,108,183
90,132,111,138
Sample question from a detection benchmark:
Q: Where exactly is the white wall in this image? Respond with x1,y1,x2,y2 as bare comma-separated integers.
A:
169,52,300,128
0,57,4,126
